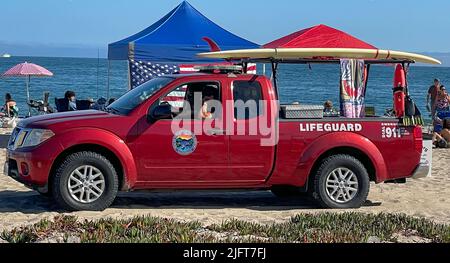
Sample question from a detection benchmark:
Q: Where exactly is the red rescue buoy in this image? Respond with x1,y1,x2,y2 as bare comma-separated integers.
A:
393,64,406,118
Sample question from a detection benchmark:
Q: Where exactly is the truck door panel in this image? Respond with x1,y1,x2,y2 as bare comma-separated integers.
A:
133,81,229,183
229,78,276,182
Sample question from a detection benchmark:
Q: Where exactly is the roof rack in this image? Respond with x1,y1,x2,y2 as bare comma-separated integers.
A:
243,58,416,65
194,65,243,74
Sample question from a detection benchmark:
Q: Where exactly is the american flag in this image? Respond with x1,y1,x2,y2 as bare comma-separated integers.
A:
129,60,180,89
129,60,257,89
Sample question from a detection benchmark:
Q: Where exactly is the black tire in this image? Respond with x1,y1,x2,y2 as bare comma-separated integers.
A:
271,186,309,198
37,190,52,198
312,154,370,209
51,151,119,211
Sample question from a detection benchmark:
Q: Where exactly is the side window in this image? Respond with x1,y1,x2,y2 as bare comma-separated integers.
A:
233,81,264,120
158,82,221,120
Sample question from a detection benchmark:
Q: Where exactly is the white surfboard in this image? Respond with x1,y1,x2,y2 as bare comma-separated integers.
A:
198,48,441,65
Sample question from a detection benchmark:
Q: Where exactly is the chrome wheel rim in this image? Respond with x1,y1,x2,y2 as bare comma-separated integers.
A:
68,165,105,204
325,167,359,204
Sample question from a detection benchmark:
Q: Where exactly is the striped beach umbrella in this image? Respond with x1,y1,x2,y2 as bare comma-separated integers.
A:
2,62,53,116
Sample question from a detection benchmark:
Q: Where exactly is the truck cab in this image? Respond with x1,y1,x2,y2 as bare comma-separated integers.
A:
5,69,427,211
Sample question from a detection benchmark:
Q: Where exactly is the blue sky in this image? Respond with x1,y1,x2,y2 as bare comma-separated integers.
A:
1,0,450,57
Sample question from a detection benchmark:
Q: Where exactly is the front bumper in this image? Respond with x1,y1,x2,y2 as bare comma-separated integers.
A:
411,164,431,179
4,139,63,191
3,159,48,193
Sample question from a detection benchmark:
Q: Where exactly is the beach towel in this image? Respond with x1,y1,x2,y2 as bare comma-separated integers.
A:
340,59,366,118
9,105,19,118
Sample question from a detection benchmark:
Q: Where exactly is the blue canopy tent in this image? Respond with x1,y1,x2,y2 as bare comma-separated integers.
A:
107,1,258,93
108,1,258,62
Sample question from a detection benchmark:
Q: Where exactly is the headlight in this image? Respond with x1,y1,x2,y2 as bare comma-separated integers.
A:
17,129,55,148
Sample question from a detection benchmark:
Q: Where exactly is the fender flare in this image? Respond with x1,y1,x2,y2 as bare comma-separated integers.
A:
298,132,389,183
53,128,138,189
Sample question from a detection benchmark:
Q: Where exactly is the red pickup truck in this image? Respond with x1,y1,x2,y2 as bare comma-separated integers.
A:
4,70,428,211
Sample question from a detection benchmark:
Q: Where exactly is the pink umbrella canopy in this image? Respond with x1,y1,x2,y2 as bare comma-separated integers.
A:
2,62,53,77
2,62,54,116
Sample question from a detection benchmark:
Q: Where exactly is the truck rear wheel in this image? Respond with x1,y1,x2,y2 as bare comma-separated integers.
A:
312,155,370,209
52,151,119,211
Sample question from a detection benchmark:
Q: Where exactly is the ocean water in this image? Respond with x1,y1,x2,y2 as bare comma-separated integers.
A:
0,56,449,120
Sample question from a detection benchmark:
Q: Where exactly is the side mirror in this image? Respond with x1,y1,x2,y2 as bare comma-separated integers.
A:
150,103,173,120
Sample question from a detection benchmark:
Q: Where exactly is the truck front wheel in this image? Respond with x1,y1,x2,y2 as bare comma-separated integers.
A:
312,155,370,209
52,151,119,211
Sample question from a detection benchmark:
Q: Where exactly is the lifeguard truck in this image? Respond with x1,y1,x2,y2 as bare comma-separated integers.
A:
4,48,439,211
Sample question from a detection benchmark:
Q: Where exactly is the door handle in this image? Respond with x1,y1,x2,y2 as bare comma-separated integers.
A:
207,129,226,136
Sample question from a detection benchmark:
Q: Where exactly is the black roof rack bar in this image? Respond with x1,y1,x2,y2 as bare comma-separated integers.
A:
238,58,415,65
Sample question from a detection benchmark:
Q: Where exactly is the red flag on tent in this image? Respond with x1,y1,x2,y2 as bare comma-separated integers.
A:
264,24,376,49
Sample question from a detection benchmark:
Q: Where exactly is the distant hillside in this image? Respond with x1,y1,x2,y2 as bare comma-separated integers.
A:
0,42,107,59
421,52,450,67
1,41,449,65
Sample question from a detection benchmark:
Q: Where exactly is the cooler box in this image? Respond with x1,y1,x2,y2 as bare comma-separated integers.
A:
281,105,324,119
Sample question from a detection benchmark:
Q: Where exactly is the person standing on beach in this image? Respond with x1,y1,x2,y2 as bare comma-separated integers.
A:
435,86,450,112
427,79,445,116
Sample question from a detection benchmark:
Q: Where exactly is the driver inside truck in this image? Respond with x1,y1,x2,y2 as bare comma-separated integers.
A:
198,86,218,120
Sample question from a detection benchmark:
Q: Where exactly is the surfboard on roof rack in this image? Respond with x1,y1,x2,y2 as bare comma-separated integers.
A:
198,48,441,65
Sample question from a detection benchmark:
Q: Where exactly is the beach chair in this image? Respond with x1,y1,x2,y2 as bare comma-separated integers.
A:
76,100,92,111
434,111,450,133
55,98,69,112
365,106,376,117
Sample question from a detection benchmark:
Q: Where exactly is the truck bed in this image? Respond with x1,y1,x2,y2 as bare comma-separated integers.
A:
268,117,422,186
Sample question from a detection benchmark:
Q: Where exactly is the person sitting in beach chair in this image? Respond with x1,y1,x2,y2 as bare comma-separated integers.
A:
0,93,19,118
55,91,78,112
433,114,450,148
65,91,77,111
323,100,339,117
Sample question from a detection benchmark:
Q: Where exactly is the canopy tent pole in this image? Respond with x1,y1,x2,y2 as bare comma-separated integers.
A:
262,64,266,76
96,49,100,99
364,64,371,89
271,61,280,100
26,75,31,117
242,62,248,74
107,60,111,99
127,60,132,90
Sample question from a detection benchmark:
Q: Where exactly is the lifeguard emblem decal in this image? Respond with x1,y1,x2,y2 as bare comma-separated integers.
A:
172,130,197,156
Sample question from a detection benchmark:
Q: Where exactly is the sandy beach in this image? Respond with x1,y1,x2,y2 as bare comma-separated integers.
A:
0,128,448,231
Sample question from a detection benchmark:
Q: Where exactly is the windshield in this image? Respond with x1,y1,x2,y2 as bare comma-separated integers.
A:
107,77,174,115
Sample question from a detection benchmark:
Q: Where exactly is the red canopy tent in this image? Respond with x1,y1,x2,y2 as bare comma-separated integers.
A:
262,24,378,119
263,24,376,49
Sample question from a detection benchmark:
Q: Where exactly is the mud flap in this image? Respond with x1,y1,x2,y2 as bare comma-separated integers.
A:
385,178,407,184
